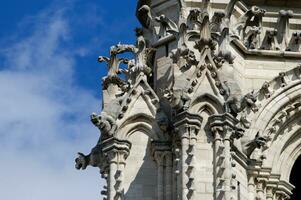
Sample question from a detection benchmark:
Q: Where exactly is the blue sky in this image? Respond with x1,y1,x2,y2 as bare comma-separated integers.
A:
0,0,139,199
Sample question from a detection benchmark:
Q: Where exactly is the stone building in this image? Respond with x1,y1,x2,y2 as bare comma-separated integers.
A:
75,0,301,199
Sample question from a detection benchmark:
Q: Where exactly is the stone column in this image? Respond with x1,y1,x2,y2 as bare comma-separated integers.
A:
174,111,202,200
256,178,266,200
180,128,190,200
102,138,131,200
152,141,173,200
154,151,164,200
247,175,256,200
212,126,223,200
107,151,117,200
174,146,181,200
165,151,173,200
209,113,244,200
223,131,233,200
116,151,127,199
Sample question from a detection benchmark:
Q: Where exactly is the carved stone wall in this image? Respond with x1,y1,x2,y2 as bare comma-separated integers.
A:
75,1,301,200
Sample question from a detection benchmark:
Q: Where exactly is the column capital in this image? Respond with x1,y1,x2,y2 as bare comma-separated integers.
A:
151,141,172,166
209,113,245,140
173,111,202,138
102,137,132,163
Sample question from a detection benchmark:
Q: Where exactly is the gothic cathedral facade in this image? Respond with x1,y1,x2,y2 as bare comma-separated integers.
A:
75,1,301,200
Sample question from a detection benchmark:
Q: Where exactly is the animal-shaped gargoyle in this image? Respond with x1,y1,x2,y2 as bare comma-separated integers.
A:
91,112,117,138
75,144,103,170
242,132,268,158
224,82,258,117
162,88,191,113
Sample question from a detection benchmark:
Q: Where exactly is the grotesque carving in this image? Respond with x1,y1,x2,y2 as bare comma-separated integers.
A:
278,72,288,87
277,10,294,51
217,18,236,64
236,91,259,129
187,9,203,31
244,26,261,49
136,3,178,40
162,88,191,112
136,1,152,29
155,15,179,38
224,82,258,117
261,81,273,98
287,32,301,52
91,112,117,137
261,29,278,50
233,6,266,48
242,132,267,158
210,11,225,35
171,48,199,70
75,144,104,170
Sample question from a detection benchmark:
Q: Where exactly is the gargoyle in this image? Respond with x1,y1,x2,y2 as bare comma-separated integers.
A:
155,14,179,38
238,91,259,128
210,11,225,34
242,132,267,158
136,0,152,28
244,26,261,49
171,48,199,71
260,29,278,50
224,82,258,117
287,32,301,52
91,112,117,137
241,90,258,111
232,6,265,41
75,144,103,170
217,19,236,64
162,88,191,112
277,10,294,51
136,4,178,39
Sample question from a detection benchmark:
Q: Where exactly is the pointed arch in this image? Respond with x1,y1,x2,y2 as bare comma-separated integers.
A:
189,93,224,115
247,81,301,140
116,113,164,140
262,109,301,181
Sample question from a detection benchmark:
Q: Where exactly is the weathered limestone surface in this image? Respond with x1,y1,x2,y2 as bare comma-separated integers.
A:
75,1,301,200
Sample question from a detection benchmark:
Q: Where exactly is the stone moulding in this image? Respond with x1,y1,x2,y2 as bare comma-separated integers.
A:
75,1,301,199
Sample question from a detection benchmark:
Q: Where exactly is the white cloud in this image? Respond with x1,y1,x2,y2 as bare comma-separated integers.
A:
0,3,104,200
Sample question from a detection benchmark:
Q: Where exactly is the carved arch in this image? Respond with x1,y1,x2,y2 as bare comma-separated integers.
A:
247,78,301,139
262,108,301,181
116,113,165,141
189,93,224,115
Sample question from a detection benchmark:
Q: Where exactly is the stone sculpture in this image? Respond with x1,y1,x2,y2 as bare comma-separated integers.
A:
76,1,301,200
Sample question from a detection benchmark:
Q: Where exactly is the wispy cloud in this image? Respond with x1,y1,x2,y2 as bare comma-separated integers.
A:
0,2,104,200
